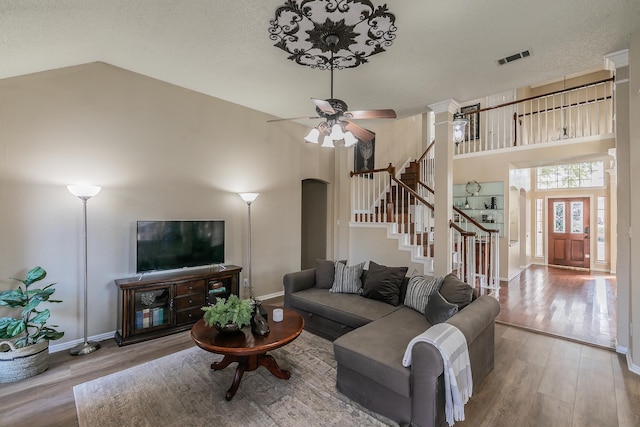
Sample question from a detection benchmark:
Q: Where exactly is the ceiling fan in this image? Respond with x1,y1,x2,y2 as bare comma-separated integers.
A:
268,33,396,146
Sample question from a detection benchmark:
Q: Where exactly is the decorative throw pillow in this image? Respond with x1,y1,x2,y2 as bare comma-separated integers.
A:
362,261,408,306
403,273,443,314
439,273,475,310
315,259,346,289
425,290,459,324
330,261,365,294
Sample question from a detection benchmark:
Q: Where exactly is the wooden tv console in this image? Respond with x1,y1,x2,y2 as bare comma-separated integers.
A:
114,265,242,346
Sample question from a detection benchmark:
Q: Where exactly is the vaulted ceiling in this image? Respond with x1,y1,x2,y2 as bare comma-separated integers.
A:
1,0,639,123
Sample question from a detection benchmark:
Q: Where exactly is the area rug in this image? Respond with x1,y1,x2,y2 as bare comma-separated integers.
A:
73,331,396,426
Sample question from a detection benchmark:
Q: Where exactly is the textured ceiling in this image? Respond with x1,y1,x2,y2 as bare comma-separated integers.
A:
1,0,639,124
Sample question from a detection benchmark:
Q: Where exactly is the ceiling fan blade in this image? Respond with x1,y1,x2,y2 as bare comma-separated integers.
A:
344,109,397,120
267,116,321,123
344,121,375,142
311,98,336,115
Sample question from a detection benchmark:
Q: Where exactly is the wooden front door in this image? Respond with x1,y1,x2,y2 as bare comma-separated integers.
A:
548,197,590,268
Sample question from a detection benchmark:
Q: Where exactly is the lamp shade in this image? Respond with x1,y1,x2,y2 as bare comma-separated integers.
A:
67,185,101,199
329,123,344,140
239,192,259,204
343,131,358,147
321,135,334,148
304,128,320,144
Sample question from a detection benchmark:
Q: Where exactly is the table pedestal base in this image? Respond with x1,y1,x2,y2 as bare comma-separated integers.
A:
211,353,290,401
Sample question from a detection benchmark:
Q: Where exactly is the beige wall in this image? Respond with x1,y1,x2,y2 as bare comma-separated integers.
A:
349,226,428,274
0,62,334,347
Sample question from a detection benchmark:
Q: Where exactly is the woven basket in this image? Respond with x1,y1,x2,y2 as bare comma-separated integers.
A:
0,339,49,383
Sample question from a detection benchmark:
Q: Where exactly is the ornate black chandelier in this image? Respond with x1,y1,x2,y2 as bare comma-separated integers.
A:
269,0,397,70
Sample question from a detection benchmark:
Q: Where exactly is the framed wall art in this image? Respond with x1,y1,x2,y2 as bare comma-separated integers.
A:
461,103,480,141
354,135,375,177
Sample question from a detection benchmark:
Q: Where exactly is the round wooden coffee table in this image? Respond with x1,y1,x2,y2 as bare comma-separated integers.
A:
190,306,304,401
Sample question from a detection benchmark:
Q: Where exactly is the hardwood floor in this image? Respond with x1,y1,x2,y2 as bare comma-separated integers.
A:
0,332,196,427
1,292,634,427
458,323,640,427
496,265,617,349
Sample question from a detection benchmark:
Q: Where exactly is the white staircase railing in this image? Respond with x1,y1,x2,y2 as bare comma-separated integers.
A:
350,162,500,296
455,77,614,155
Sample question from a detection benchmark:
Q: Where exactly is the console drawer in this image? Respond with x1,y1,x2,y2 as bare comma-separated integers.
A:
174,293,205,310
176,279,205,295
176,306,204,325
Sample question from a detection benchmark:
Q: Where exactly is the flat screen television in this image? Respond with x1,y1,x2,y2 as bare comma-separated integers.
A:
136,220,225,273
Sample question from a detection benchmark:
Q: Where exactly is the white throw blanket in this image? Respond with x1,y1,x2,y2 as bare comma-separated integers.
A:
402,323,472,426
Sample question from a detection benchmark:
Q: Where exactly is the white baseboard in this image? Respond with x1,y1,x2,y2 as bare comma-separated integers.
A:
627,352,640,376
257,290,284,301
50,331,116,354
616,344,628,355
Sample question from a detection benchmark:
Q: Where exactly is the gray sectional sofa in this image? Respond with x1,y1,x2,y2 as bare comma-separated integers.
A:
283,262,500,427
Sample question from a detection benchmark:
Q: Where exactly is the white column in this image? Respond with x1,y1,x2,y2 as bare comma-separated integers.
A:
427,100,459,277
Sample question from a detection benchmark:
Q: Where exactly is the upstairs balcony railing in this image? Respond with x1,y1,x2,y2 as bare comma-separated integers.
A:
455,77,614,155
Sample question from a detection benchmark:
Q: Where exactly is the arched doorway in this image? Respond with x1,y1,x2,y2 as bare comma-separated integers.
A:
301,179,328,269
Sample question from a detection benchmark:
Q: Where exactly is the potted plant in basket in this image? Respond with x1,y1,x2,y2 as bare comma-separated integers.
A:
201,294,253,334
0,266,64,383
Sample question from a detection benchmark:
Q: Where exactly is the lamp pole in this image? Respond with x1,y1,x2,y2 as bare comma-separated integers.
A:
67,185,101,356
238,193,259,300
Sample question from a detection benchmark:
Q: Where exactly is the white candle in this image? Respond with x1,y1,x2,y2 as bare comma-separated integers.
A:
273,308,284,322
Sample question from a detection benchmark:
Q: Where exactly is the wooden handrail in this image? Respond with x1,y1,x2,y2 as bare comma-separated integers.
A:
454,206,500,234
350,163,395,178
516,95,613,119
459,76,615,116
416,178,498,235
418,140,436,164
417,181,435,195
449,220,476,237
390,176,434,211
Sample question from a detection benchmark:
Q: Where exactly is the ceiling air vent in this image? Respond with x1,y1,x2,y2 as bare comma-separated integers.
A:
497,50,531,66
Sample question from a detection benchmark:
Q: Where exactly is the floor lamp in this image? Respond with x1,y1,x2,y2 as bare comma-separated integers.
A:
238,192,259,300
67,184,101,356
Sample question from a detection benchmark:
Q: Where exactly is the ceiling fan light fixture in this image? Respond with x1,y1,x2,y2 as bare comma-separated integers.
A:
304,127,320,144
330,123,345,140
343,131,358,147
321,134,335,148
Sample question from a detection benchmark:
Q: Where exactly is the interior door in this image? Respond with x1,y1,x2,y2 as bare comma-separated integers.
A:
547,197,590,268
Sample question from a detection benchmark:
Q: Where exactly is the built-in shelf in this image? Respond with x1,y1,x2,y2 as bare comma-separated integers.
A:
453,181,504,237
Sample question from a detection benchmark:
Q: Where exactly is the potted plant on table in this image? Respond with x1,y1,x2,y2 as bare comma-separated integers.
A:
0,266,64,383
201,294,253,334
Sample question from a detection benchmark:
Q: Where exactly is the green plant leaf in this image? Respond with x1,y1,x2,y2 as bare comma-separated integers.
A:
1,266,64,344
23,266,47,287
22,297,44,315
29,309,51,325
0,289,27,307
201,295,252,328
0,317,24,338
6,319,26,337
13,336,28,348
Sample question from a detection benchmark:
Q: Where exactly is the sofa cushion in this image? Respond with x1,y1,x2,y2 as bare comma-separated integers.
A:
289,288,401,328
315,259,346,289
439,273,475,310
362,261,408,306
425,290,458,324
330,261,365,294
334,307,429,397
403,273,443,314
